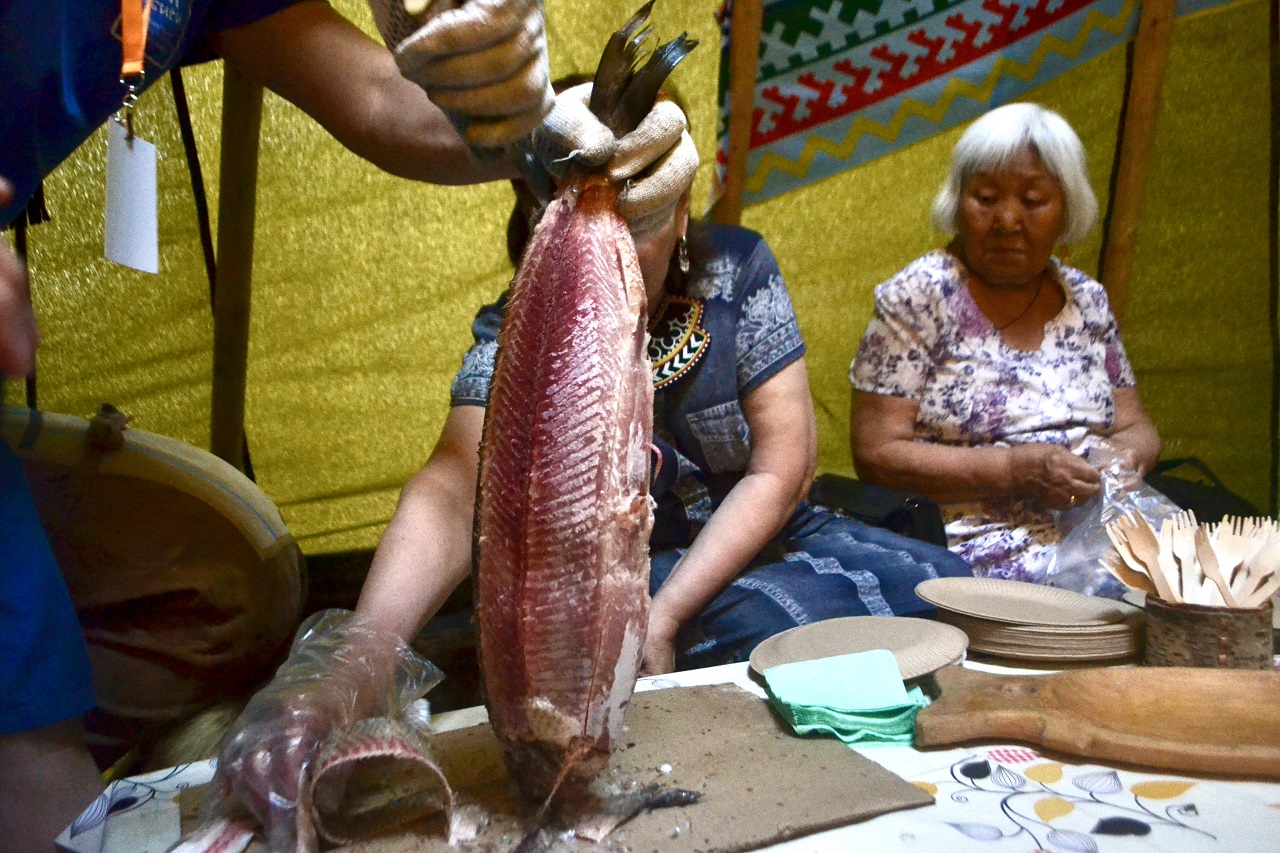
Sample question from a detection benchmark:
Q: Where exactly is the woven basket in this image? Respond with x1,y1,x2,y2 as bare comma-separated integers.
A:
1144,597,1274,670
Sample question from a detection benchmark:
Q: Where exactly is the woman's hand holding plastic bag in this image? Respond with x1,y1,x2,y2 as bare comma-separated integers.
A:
1046,441,1181,597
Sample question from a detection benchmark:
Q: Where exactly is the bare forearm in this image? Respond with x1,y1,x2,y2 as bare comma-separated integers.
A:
355,471,475,644
856,439,1017,504
215,2,517,186
1106,387,1162,476
1106,420,1161,476
654,362,816,626
0,188,36,377
344,71,518,184
852,391,1015,503
652,471,802,627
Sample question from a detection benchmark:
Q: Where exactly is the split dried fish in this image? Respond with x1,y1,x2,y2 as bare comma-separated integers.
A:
474,2,695,815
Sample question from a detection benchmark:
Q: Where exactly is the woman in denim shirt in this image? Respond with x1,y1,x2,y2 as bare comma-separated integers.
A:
359,182,971,676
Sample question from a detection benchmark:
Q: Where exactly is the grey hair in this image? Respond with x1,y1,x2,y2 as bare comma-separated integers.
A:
931,103,1098,246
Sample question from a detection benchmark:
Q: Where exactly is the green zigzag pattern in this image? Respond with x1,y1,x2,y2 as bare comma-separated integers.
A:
744,0,1139,193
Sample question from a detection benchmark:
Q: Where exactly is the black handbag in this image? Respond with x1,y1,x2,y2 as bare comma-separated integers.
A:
808,473,948,547
1143,457,1262,523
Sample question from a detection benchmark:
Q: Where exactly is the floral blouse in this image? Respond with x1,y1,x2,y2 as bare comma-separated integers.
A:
849,249,1136,582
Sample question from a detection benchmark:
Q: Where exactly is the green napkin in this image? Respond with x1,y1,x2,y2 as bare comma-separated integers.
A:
763,649,929,746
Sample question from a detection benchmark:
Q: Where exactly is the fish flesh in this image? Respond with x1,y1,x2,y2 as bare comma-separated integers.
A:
475,174,653,808
474,5,694,811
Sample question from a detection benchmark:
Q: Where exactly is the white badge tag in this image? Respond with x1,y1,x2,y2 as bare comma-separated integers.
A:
104,119,159,274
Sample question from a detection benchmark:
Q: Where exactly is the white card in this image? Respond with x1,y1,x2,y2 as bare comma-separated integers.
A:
104,120,159,274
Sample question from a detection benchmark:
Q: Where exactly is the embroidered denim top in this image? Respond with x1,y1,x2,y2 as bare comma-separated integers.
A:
451,221,805,550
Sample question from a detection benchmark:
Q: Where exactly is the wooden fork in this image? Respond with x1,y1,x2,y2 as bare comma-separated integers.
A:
1193,523,1235,606
1100,550,1158,596
1104,522,1160,595
1240,538,1280,608
1113,512,1177,602
1169,512,1208,604
1236,521,1280,603
1210,516,1249,590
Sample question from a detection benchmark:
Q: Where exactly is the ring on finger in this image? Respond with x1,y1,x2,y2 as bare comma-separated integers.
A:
1068,494,1077,507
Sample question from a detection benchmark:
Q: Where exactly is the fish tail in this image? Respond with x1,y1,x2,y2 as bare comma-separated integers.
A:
589,2,698,136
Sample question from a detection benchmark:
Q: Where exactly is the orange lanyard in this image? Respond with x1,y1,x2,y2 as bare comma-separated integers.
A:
120,0,152,79
117,0,152,136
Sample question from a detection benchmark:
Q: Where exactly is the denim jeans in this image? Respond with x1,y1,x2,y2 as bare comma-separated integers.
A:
649,502,973,671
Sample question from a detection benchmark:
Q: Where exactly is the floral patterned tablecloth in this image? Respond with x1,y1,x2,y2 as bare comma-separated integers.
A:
774,742,1280,853
57,662,1280,853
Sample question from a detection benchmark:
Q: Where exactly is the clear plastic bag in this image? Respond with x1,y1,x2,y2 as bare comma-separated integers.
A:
1044,444,1181,598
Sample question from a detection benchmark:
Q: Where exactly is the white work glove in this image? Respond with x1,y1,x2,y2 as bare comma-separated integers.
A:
368,0,554,150
532,82,700,235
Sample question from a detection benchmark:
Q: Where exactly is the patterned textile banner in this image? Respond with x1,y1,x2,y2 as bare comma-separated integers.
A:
714,0,1236,207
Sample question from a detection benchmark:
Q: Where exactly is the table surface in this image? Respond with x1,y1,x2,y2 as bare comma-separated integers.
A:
58,659,1280,853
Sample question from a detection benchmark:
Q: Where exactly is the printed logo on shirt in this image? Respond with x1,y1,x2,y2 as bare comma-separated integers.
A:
110,0,193,74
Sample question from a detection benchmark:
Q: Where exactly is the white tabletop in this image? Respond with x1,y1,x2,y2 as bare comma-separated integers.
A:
59,660,1280,853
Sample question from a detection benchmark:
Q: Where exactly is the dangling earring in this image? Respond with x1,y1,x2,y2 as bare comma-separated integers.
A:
678,235,690,274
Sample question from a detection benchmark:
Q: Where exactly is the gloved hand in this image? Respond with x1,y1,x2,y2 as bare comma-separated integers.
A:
532,82,700,235
368,0,554,150
208,610,441,852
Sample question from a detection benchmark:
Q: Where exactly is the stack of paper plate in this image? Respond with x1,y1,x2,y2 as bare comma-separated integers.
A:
915,578,1143,662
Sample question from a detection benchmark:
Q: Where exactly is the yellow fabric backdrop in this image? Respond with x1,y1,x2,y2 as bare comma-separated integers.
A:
4,0,1272,553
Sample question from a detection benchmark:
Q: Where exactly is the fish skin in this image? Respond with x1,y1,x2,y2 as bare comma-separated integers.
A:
307,716,453,846
475,177,653,808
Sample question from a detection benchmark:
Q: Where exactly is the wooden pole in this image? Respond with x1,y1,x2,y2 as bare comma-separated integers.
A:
710,0,764,226
1098,0,1177,323
210,64,263,472
1267,0,1278,516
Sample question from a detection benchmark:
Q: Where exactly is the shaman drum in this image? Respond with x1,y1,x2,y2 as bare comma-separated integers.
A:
2,406,303,753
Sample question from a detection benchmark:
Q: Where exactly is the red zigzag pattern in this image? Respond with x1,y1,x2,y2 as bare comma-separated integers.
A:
740,0,1095,151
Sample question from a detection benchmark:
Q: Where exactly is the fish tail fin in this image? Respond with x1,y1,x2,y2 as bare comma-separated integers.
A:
589,2,698,136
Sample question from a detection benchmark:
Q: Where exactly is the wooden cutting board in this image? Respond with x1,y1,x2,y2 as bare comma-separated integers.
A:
182,684,932,852
915,665,1280,778
336,684,931,852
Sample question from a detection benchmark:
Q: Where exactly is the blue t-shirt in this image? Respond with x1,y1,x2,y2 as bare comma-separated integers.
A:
0,0,303,225
0,439,96,733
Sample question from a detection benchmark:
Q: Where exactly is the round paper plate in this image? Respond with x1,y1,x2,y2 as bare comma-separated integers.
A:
915,577,1134,627
934,611,1142,662
748,616,969,681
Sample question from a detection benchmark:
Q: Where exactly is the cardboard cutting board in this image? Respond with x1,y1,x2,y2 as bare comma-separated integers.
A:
915,665,1280,778
179,684,929,852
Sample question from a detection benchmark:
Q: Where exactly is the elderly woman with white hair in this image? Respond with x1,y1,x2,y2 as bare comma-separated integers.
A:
849,102,1161,583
